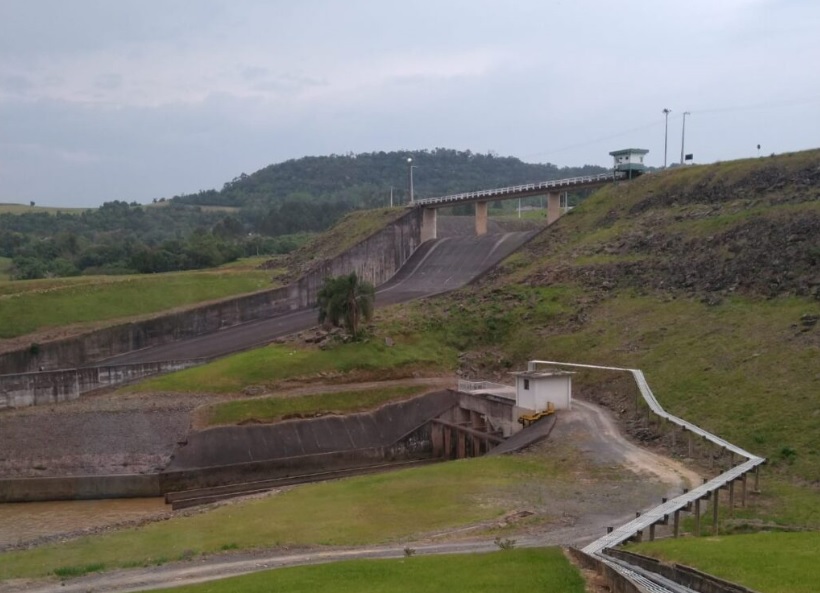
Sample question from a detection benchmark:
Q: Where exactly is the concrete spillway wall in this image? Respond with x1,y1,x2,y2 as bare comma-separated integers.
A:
0,210,422,375
0,360,204,410
0,389,517,501
289,209,422,308
161,389,458,492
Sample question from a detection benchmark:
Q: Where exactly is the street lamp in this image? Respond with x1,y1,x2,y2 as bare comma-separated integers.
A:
407,157,417,204
662,108,672,168
680,111,690,165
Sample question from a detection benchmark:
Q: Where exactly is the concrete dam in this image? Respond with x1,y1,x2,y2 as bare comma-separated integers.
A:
0,212,545,502
1,210,537,408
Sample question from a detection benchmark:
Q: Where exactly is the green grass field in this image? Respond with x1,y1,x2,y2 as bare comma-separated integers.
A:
0,258,276,339
149,549,585,593
200,385,431,426
129,336,457,394
630,532,820,593
0,454,597,579
0,203,89,215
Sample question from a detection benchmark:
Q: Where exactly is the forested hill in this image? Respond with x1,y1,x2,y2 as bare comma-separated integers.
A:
172,149,607,210
0,149,605,279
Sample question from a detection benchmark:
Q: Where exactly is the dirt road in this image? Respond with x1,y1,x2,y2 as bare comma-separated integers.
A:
0,397,702,593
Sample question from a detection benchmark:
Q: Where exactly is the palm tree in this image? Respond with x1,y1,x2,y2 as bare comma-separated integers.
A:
316,272,375,339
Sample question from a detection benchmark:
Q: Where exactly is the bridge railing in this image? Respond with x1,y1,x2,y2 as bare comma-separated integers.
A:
415,171,623,206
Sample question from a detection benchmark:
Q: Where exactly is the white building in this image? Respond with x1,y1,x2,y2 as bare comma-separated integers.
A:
609,148,649,177
511,370,574,411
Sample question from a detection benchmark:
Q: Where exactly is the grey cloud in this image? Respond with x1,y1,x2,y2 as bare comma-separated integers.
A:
95,73,123,91
0,75,32,94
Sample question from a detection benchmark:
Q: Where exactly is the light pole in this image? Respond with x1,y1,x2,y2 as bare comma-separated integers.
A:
662,108,671,168
680,111,690,165
407,157,417,204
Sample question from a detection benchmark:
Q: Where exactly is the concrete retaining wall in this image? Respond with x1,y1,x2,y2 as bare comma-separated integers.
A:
457,391,517,437
0,360,204,409
567,548,644,593
0,286,293,375
290,209,422,308
0,210,422,375
0,474,160,503
167,390,457,471
159,390,455,492
604,549,759,593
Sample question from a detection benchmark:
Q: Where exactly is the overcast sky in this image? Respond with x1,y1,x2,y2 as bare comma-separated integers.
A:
1,0,819,207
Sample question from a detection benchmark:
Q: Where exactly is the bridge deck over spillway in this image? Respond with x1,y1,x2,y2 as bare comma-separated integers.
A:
414,171,624,208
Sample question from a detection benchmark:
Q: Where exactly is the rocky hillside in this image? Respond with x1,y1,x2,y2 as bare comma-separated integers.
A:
513,150,819,300
396,150,819,520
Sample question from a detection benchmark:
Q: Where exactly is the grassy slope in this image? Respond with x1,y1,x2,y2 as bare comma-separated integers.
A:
286,207,406,272
148,549,585,593
127,337,457,394
630,532,820,593
384,150,820,526
0,208,404,342
0,258,278,341
200,385,431,426
0,454,605,579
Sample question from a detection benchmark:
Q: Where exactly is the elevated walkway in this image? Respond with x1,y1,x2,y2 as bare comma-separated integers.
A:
529,360,765,593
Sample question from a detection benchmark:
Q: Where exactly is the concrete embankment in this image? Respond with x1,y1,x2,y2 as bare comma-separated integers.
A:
0,391,461,501
161,390,459,492
0,210,423,375
0,360,204,409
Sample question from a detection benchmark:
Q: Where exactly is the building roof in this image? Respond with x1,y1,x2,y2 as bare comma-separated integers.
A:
609,148,649,156
510,370,575,380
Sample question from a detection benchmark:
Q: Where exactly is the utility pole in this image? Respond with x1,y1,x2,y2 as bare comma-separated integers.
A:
407,157,416,204
680,111,690,165
389,186,394,207
663,108,672,168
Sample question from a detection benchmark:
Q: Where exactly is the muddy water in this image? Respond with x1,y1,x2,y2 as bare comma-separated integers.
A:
0,498,169,548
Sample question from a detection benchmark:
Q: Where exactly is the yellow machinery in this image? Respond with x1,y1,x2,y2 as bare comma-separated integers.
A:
518,401,556,427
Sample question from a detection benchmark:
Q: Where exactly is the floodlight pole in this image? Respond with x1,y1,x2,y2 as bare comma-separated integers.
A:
663,108,672,168
407,158,416,204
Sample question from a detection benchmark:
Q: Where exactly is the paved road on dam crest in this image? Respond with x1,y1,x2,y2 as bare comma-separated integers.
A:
102,232,535,365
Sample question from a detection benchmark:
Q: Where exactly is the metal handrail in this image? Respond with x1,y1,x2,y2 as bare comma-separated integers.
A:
524,360,765,561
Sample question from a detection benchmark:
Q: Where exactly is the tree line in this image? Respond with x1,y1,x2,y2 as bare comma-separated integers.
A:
2,149,608,279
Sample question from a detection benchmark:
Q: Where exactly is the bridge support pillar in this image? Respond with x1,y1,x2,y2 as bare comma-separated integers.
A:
431,423,444,458
475,201,488,235
547,191,562,225
421,207,437,242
